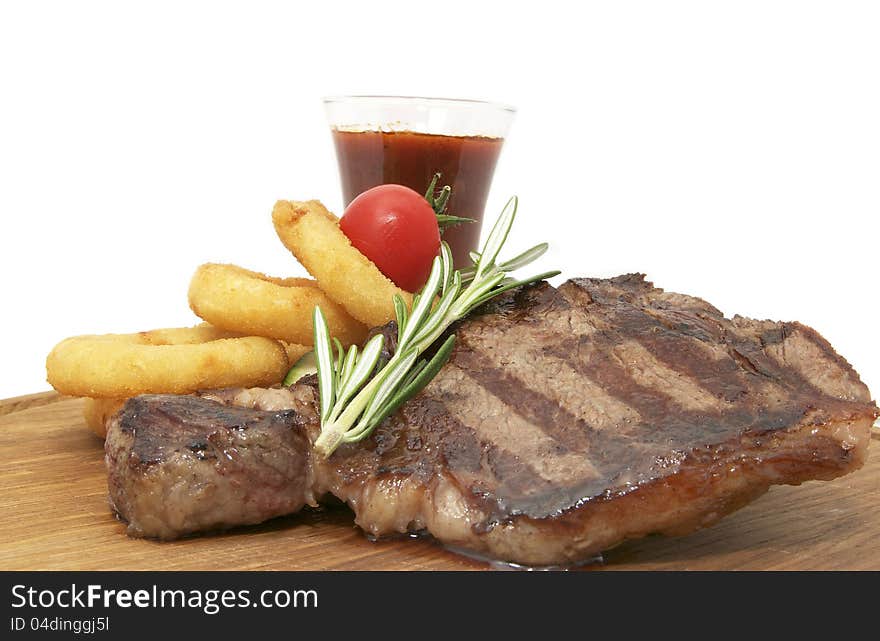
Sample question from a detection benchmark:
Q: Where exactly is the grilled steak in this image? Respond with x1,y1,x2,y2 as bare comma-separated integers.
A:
105,391,317,539
105,275,877,565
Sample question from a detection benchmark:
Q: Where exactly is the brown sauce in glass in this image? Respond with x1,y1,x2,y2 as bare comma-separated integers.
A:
331,129,504,268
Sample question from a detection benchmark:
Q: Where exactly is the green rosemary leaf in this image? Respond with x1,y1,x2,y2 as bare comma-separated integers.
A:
312,307,336,422
351,347,420,439
474,196,517,280
331,333,384,422
409,293,421,319
333,337,344,390
393,293,408,339
440,242,454,295
338,344,358,392
459,243,548,283
400,359,428,390
398,256,443,349
412,272,461,346
499,242,549,273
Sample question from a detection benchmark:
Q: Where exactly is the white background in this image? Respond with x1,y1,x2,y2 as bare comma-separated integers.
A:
1,1,877,400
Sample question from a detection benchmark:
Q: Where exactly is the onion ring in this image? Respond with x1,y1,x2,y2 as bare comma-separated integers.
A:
82,397,127,439
187,263,366,347
272,200,413,328
78,341,310,440
46,325,288,397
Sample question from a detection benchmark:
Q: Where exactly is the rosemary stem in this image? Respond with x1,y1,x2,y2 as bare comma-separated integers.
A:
313,424,345,457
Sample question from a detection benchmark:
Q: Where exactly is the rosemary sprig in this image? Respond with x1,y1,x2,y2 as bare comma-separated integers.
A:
311,196,559,458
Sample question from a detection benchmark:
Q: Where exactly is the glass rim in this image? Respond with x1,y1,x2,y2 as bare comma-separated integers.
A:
322,94,517,114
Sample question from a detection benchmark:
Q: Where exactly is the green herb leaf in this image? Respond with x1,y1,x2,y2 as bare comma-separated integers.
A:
499,242,549,273
353,347,420,437
474,196,517,281
440,242,454,295
411,272,461,346
312,307,336,423
332,337,344,390
397,257,443,349
330,333,384,423
393,293,408,338
338,344,358,391
399,359,428,391
459,242,548,284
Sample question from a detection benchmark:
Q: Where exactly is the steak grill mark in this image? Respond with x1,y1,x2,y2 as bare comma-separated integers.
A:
401,276,875,521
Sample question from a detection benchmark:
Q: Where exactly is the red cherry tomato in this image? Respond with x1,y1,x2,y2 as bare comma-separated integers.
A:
340,184,440,292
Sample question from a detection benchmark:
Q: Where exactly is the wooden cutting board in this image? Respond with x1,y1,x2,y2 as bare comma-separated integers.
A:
1,392,877,571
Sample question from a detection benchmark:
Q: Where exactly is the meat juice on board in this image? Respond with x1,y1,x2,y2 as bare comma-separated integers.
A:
331,129,504,268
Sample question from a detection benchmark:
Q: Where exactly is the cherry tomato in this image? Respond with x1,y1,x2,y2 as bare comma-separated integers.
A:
340,184,440,292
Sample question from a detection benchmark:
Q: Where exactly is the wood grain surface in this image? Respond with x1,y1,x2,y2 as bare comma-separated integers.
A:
1,392,877,571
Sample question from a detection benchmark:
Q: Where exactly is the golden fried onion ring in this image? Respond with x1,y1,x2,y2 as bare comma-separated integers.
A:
272,200,413,328
188,263,366,347
82,397,127,439
79,339,310,440
46,325,288,397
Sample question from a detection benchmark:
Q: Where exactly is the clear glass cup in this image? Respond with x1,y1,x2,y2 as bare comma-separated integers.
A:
323,95,516,268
